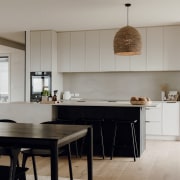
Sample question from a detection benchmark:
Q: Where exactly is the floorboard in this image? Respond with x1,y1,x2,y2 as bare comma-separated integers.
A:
1,140,180,180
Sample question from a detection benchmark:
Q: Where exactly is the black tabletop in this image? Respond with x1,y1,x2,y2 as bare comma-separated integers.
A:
0,123,89,148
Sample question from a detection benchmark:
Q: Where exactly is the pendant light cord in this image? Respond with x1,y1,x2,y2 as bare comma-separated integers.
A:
125,3,131,26
127,5,129,26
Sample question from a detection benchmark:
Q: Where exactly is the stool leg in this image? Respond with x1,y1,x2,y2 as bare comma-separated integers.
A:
67,144,73,180
131,123,137,162
75,141,79,158
79,137,86,158
100,122,105,159
132,123,138,157
111,122,117,160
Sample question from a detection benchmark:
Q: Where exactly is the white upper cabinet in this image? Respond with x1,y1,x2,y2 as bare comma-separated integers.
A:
57,32,71,72
85,31,100,72
115,27,130,71
164,26,180,70
30,31,53,72
70,31,85,72
147,27,163,71
100,30,115,71
130,28,147,71
57,25,180,72
30,31,41,71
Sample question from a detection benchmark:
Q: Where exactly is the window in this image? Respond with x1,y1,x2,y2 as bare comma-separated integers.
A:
0,56,9,102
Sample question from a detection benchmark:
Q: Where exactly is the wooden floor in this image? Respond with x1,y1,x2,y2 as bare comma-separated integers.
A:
1,140,180,180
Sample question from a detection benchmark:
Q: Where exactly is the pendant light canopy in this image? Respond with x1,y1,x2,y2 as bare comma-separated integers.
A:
114,3,142,56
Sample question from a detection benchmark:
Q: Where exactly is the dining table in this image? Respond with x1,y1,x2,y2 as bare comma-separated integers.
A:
0,122,93,180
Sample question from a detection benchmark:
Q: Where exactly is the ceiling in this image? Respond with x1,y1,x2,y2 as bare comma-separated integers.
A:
0,0,180,33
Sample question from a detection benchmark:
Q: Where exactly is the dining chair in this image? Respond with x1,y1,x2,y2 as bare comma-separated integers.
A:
21,120,73,180
0,119,29,180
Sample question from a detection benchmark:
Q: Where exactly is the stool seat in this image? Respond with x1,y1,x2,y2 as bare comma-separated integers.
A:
111,119,138,161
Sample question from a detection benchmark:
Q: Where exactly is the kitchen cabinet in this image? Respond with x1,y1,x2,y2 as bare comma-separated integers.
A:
70,31,85,72
115,56,130,71
164,26,180,70
162,102,179,136
147,27,163,70
145,103,162,135
100,29,115,71
130,28,147,71
85,30,100,72
30,31,54,72
57,32,71,72
56,25,180,72
115,27,130,71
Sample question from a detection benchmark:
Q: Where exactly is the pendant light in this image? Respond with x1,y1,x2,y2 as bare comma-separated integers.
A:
114,3,142,56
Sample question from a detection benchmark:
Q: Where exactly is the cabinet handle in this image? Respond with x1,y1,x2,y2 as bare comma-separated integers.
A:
145,121,150,123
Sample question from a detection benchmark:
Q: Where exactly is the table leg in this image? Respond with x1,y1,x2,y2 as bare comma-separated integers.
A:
87,127,93,180
50,142,58,180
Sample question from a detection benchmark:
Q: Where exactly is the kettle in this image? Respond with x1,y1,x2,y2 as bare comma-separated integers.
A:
63,91,71,100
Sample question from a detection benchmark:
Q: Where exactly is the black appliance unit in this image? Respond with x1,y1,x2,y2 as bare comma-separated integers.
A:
30,72,51,102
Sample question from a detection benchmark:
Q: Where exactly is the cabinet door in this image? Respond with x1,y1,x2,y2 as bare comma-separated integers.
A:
164,26,180,70
100,30,115,71
57,32,71,72
85,31,100,72
70,31,85,72
147,27,163,70
145,105,162,135
114,28,130,71
30,31,52,72
30,31,41,71
130,28,147,71
41,31,52,71
162,102,179,136
115,55,130,71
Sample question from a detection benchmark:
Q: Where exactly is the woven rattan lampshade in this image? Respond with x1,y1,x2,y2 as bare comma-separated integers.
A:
114,4,142,56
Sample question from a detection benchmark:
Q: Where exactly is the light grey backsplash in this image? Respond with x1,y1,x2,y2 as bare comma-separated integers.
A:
63,71,180,101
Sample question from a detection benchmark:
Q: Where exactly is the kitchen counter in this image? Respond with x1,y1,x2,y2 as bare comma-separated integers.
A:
53,100,160,107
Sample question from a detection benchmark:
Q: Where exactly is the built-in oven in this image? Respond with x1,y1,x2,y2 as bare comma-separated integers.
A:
30,72,51,102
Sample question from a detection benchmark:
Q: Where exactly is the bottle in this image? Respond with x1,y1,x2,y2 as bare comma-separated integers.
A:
52,90,58,101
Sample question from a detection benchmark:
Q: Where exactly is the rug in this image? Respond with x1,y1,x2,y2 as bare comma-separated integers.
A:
27,174,80,180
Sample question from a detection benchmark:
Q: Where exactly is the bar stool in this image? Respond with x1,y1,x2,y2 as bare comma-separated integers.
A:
110,119,138,161
78,118,105,159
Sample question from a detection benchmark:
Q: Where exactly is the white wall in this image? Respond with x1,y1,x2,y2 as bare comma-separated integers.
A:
10,50,25,101
63,71,180,101
0,48,25,102
0,32,25,102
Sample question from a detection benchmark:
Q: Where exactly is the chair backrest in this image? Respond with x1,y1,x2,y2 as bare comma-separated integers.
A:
0,119,16,123
41,120,60,125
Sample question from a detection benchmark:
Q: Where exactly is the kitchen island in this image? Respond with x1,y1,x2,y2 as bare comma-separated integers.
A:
53,100,159,158
0,100,159,158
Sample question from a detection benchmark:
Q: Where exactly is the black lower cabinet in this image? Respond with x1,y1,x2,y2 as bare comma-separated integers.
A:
55,105,146,158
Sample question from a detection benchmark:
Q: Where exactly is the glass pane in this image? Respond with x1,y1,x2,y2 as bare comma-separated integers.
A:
0,57,9,102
